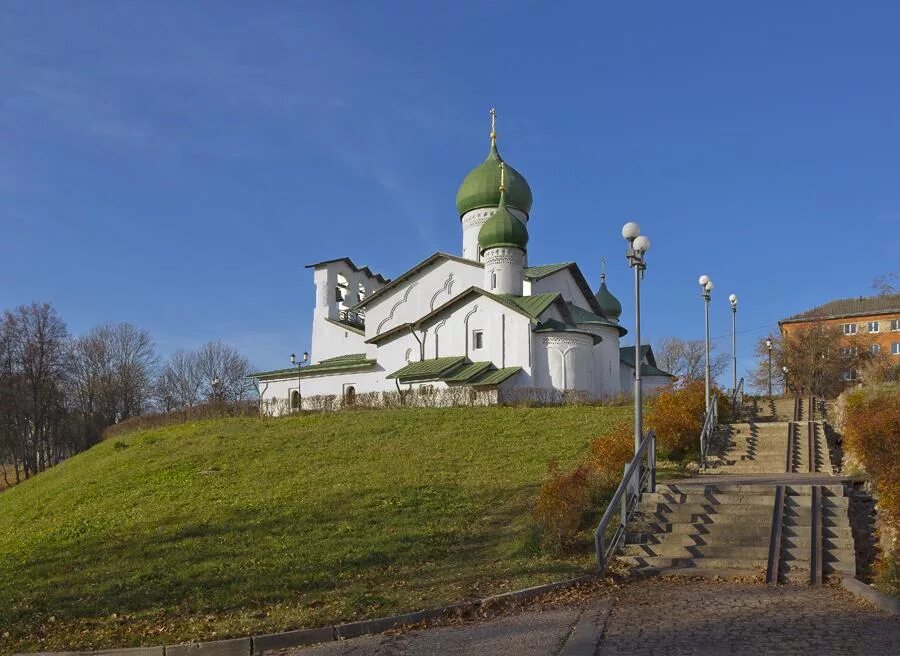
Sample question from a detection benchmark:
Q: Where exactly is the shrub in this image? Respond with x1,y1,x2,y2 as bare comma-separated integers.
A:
841,384,900,592
585,420,635,491
532,419,635,554
532,461,592,554
647,381,706,460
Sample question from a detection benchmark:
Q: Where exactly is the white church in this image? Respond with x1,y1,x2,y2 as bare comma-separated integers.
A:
251,114,674,413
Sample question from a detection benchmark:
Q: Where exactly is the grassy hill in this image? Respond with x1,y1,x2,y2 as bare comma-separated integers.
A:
0,405,629,653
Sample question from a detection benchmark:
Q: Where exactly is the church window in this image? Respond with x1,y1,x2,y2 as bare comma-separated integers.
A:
473,330,484,350
490,271,497,289
344,385,356,405
290,390,300,410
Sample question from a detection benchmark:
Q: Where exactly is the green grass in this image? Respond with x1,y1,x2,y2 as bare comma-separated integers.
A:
0,405,630,652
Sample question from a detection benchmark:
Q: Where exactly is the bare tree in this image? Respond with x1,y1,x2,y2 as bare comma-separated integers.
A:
154,341,252,410
194,340,253,403
872,272,899,295
655,337,728,384
0,303,70,478
71,323,157,424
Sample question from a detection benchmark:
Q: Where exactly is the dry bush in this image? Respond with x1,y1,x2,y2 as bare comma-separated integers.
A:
103,401,258,439
532,461,593,554
647,380,707,460
532,419,635,554
585,420,635,490
842,384,900,589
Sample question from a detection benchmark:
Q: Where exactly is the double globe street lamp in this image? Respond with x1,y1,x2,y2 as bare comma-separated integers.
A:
622,222,651,454
698,275,714,413
729,293,738,394
290,351,309,412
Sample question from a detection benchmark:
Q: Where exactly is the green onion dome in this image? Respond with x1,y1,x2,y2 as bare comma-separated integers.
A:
594,275,622,322
478,190,529,253
456,141,533,217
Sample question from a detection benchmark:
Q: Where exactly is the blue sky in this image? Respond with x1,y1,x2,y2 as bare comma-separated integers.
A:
3,2,899,381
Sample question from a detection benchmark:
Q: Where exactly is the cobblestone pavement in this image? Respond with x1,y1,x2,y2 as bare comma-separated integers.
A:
598,578,900,656
284,578,899,655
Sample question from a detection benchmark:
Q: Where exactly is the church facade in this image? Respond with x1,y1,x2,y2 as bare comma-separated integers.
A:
251,115,673,413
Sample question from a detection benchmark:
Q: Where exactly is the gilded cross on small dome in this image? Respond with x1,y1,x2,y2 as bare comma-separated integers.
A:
600,256,608,282
490,108,497,145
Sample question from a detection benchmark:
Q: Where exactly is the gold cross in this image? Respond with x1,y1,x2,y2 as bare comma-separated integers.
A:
490,108,496,143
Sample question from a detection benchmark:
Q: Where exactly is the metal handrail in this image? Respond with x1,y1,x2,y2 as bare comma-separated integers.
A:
731,377,744,416
699,394,719,468
594,430,656,574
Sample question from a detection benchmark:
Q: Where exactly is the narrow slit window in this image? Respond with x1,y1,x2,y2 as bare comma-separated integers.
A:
472,330,484,350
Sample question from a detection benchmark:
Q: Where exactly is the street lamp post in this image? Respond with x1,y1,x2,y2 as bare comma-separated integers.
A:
622,221,651,454
699,275,714,412
290,351,309,412
765,337,773,397
782,365,789,395
729,294,738,393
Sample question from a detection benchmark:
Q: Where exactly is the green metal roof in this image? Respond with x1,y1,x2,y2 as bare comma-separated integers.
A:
594,278,623,321
456,141,532,217
524,263,573,279
386,356,466,381
304,258,389,284
497,293,561,320
250,353,376,380
619,345,675,379
565,302,628,337
478,192,529,252
442,360,494,383
471,366,522,386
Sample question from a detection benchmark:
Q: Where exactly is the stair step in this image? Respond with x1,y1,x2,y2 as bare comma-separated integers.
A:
641,493,778,506
622,545,770,559
618,555,769,570
628,523,775,536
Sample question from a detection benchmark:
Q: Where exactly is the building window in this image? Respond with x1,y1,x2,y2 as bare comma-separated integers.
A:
871,343,881,355
291,390,300,410
840,346,858,357
842,370,858,381
892,342,900,355
344,385,356,405
472,330,484,350
842,323,857,335
490,271,497,290
868,321,880,333
892,319,900,332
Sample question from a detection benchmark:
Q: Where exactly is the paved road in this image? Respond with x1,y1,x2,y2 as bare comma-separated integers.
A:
282,579,900,656
599,578,900,655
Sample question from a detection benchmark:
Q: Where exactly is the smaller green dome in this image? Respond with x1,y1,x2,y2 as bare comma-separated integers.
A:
478,192,529,253
595,276,622,321
456,142,533,217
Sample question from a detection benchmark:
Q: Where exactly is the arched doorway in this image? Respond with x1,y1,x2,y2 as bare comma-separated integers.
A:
291,390,300,411
344,385,356,406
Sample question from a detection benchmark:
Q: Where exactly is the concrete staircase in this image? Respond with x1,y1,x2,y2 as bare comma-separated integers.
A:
618,397,854,582
621,484,774,577
619,481,856,581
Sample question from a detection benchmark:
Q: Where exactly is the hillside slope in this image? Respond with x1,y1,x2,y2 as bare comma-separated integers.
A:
0,405,628,652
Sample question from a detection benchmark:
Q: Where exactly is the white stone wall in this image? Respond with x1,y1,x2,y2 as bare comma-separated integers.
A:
461,206,528,262
619,364,671,397
376,292,535,371
362,259,484,339
529,269,594,308
531,331,595,393
482,246,524,296
310,260,385,362
576,323,622,398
